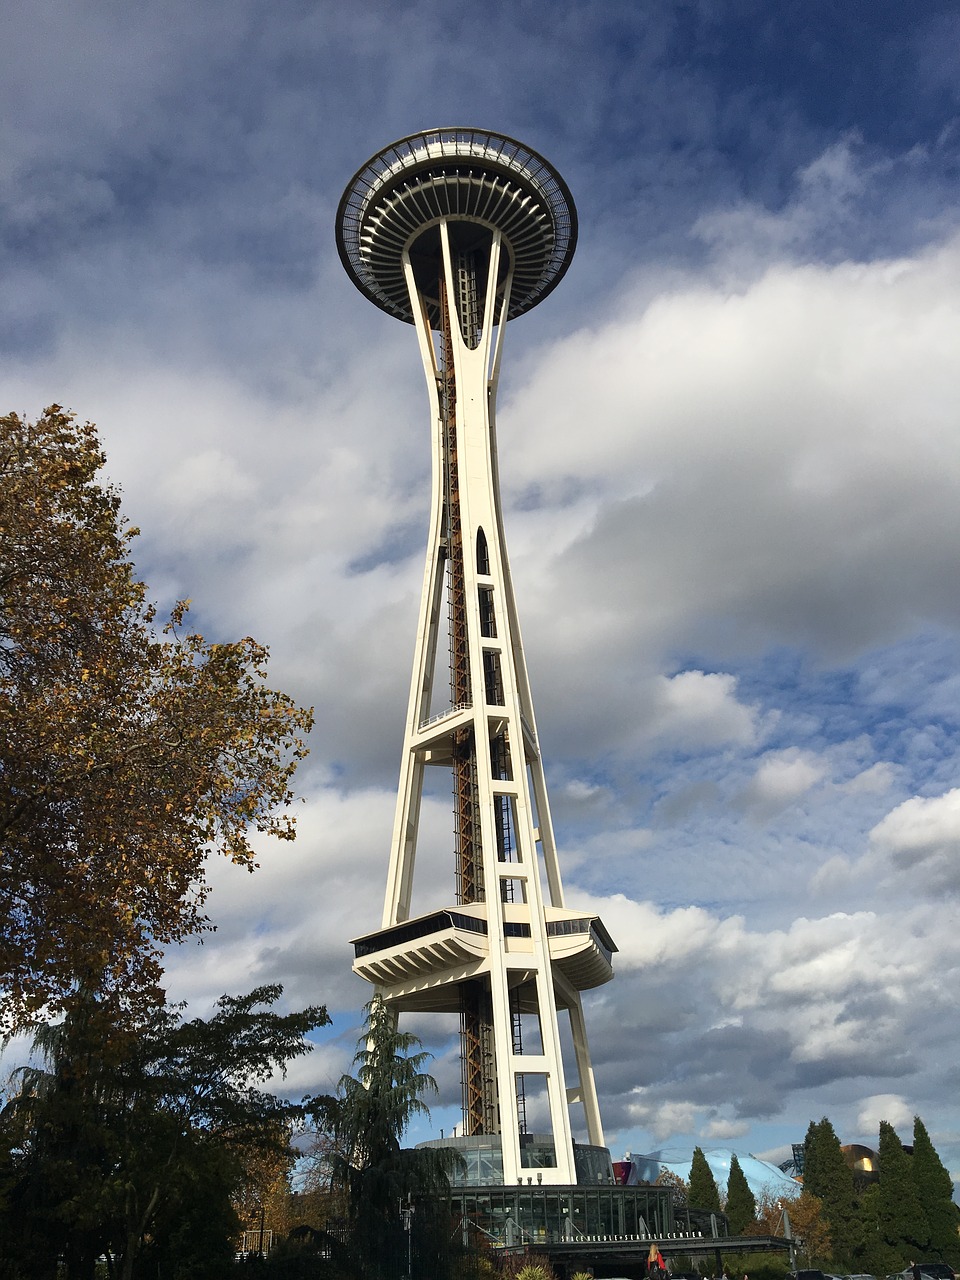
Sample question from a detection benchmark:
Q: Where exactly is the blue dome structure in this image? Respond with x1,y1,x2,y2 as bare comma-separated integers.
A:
625,1149,802,1201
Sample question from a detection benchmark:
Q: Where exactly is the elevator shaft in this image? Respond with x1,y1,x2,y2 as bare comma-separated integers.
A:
441,267,498,1135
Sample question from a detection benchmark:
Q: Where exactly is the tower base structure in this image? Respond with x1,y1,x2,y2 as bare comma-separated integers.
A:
338,129,616,1189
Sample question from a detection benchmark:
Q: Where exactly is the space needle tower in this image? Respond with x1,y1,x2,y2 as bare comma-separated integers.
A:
337,129,616,1187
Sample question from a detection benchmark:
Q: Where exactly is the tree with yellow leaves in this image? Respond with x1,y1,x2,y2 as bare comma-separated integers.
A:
753,1189,831,1265
0,406,313,1029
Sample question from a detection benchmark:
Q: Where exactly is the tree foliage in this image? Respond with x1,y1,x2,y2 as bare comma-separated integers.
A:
655,1167,689,1206
911,1116,959,1260
798,1113,959,1271
0,983,328,1279
754,1189,832,1264
323,995,460,1280
688,1146,722,1213
0,407,313,1028
499,1253,556,1280
876,1120,927,1257
726,1153,757,1234
232,1131,297,1248
803,1118,861,1265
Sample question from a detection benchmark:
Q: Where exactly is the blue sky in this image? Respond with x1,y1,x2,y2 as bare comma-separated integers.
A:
4,0,960,1189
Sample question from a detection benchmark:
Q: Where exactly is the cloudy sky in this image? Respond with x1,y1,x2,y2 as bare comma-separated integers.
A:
5,0,960,1188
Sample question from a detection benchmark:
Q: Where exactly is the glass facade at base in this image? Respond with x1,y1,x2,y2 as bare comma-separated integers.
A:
450,1184,673,1247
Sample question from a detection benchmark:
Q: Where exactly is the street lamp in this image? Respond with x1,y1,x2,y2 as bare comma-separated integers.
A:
400,1195,415,1280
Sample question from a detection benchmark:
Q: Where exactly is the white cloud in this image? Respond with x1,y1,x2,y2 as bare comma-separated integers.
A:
570,887,960,1151
856,1095,913,1136
870,788,960,895
627,1094,700,1144
563,826,655,874
739,749,826,817
571,893,744,971
702,1117,750,1141
809,855,858,895
843,762,898,795
160,447,256,509
506,233,960,687
647,670,761,749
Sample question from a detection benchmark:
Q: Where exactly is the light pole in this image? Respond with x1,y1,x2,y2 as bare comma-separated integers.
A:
400,1194,414,1280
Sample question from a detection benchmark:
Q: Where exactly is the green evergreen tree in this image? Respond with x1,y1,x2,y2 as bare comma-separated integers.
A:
857,1183,905,1277
689,1147,722,1213
876,1120,928,1260
911,1116,959,1262
803,1117,859,1266
326,996,460,1280
726,1154,757,1234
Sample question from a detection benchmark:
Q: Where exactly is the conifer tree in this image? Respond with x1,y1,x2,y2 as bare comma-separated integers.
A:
726,1154,757,1234
857,1182,905,1277
876,1120,928,1259
689,1146,722,1213
803,1117,859,1265
910,1116,959,1262
326,996,460,1280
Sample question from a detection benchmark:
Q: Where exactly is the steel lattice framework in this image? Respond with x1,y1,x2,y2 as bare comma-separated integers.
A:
339,128,614,1187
